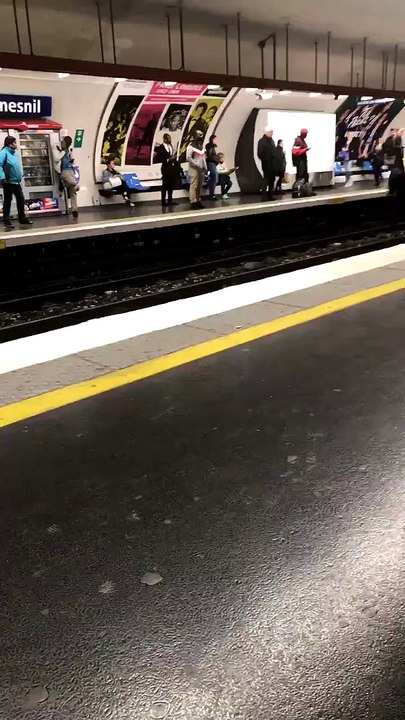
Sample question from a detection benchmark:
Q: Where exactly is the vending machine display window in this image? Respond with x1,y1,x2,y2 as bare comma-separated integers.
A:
20,134,53,189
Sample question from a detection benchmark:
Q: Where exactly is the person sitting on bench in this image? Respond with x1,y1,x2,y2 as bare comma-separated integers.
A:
102,157,135,207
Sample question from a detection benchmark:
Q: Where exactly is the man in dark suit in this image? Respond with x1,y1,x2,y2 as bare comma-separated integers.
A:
257,127,276,201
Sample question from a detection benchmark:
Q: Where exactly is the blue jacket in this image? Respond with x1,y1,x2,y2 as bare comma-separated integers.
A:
0,146,23,183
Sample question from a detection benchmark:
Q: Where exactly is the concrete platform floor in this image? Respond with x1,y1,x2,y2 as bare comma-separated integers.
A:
1,285,405,718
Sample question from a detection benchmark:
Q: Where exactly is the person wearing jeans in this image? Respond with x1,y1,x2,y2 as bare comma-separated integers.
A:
0,135,32,230
205,134,219,200
186,130,207,209
55,136,80,218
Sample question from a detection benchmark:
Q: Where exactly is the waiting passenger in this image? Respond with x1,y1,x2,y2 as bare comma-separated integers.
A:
0,135,33,230
292,129,310,182
102,157,135,207
154,133,181,207
257,126,276,201
369,142,384,187
205,134,220,200
338,139,353,187
274,139,286,194
55,136,80,218
217,152,236,198
186,130,207,210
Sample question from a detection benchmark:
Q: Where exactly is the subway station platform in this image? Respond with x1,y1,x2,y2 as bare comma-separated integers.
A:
1,182,386,248
1,250,405,718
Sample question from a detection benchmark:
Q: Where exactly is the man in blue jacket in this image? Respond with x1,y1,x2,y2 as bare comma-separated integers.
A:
0,135,32,229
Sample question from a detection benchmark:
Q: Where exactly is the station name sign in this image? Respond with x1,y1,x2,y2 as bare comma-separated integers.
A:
0,94,52,118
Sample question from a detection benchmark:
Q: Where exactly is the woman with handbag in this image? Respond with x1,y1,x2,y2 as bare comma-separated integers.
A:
154,133,180,206
102,157,135,207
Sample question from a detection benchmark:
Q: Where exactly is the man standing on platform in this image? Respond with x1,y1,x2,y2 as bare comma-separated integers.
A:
257,127,276,201
292,128,310,182
0,136,33,230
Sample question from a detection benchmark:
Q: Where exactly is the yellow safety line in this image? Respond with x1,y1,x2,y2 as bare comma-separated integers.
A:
1,277,405,429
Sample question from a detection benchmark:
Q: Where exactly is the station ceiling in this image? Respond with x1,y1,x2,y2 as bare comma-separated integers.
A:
142,0,401,48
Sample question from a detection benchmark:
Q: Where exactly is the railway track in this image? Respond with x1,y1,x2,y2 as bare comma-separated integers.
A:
1,219,404,343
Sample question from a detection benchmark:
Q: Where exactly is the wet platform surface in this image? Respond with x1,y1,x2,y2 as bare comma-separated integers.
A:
2,290,405,719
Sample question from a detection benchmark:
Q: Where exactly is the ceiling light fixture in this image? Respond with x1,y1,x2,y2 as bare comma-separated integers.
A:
245,87,259,93
337,94,348,100
261,92,274,99
164,81,177,87
114,77,127,82
57,72,70,79
207,84,220,89
361,95,373,100
309,92,321,97
279,90,292,95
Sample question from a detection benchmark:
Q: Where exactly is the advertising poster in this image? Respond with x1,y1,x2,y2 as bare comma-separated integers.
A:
147,82,206,103
178,97,224,162
101,95,143,162
125,103,166,165
153,103,189,156
335,97,404,166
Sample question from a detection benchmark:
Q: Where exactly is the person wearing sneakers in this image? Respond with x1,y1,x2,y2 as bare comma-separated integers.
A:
186,129,207,209
102,157,136,208
0,135,33,230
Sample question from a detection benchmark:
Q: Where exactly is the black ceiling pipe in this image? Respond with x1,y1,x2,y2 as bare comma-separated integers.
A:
237,12,242,75
350,45,354,86
314,40,318,83
23,0,33,55
326,31,331,84
95,1,105,65
224,24,229,75
285,23,290,81
362,37,367,86
108,0,116,63
166,11,173,69
12,0,22,54
393,43,398,90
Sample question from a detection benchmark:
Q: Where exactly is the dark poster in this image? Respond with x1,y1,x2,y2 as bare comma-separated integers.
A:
335,97,404,164
101,95,143,163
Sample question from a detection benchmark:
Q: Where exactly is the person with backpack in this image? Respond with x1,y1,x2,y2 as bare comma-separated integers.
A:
205,134,220,200
0,135,32,230
292,129,310,182
54,135,79,218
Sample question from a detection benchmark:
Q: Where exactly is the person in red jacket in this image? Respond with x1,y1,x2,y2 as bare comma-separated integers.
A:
292,128,310,182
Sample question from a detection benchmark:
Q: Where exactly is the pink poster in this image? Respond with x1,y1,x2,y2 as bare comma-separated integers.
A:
147,82,206,103
125,103,166,165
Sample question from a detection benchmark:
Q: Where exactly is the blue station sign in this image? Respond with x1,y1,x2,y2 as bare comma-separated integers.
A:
0,94,52,118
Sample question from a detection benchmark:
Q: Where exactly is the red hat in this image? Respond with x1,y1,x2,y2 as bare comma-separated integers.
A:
301,128,308,135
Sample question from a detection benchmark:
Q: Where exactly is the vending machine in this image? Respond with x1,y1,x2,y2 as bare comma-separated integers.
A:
0,121,63,216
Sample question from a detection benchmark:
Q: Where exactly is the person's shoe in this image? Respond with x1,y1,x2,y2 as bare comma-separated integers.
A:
19,218,33,226
190,202,200,210
72,211,79,218
4,221,14,230
222,193,229,199
168,200,178,206
209,195,219,200
129,202,136,208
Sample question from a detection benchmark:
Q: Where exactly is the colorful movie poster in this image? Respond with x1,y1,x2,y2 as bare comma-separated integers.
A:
125,103,166,165
178,97,224,162
335,97,404,163
101,95,143,162
153,103,190,157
